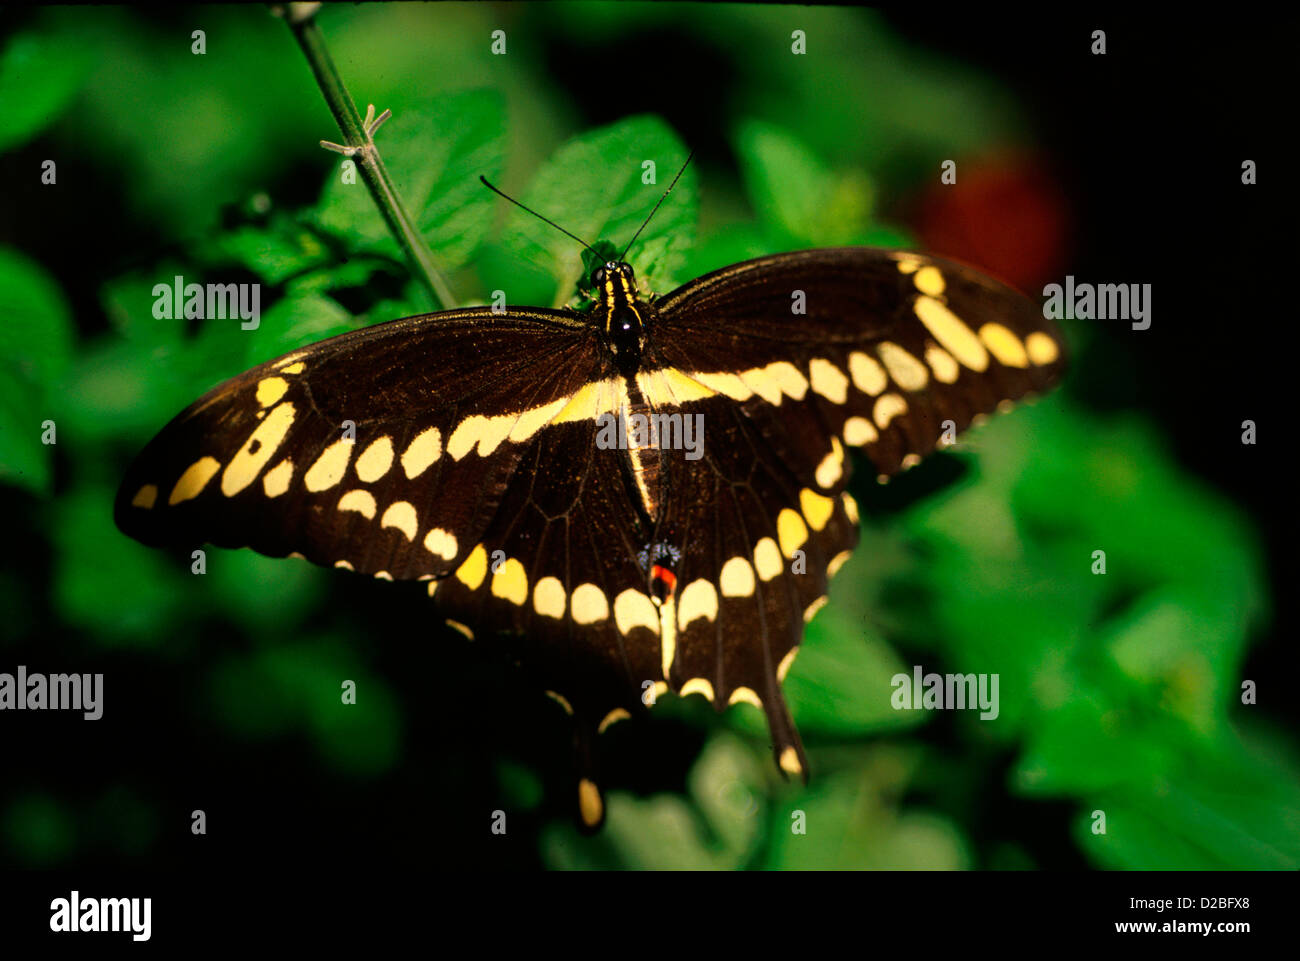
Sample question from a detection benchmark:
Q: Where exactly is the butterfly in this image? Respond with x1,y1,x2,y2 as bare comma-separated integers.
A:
115,163,1065,830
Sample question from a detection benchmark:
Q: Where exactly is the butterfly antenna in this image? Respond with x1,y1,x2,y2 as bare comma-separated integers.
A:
619,149,694,262
479,175,599,255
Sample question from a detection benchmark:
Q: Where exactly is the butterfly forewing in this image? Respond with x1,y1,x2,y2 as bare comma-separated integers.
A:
647,248,1065,480
115,308,609,582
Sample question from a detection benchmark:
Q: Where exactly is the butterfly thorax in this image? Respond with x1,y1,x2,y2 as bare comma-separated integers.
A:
593,261,649,373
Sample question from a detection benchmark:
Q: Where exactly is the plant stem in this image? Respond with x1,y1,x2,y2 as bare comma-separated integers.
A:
280,3,455,310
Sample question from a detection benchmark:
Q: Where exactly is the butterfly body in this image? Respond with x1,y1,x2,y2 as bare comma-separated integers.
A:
116,246,1065,829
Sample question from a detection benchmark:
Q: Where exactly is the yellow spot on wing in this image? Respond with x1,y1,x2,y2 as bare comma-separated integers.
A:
169,456,221,505
337,489,377,519
809,358,850,404
355,436,394,483
508,397,568,443
447,414,513,460
828,549,853,578
680,678,715,701
878,341,929,391
777,509,808,558
533,576,566,619
979,323,1029,368
842,492,860,524
255,377,289,408
598,708,631,734
779,745,803,775
800,488,835,531
578,778,603,828
685,370,753,401
777,648,799,682
131,484,157,509
423,527,458,561
545,690,573,715
571,583,609,625
334,559,353,571
553,378,624,424
848,351,888,396
401,427,441,479
720,557,756,598
677,579,718,630
279,361,306,375
728,687,762,709
446,619,474,640
222,401,297,497
739,361,808,405
912,265,946,297
843,416,878,446
1026,331,1061,366
380,501,418,541
915,295,989,372
490,557,528,606
814,437,844,489
638,368,717,406
873,393,908,430
658,595,678,676
804,596,829,622
454,544,488,590
925,343,960,384
613,589,659,636
753,537,783,581
262,459,293,498
304,436,354,493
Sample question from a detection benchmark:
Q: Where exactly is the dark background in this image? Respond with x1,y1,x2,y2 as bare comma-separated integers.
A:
0,4,1294,873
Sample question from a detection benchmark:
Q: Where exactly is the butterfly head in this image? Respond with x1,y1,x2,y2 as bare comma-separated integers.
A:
594,260,645,368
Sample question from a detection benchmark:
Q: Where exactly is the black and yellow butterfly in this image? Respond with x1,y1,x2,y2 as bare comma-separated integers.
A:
116,177,1065,830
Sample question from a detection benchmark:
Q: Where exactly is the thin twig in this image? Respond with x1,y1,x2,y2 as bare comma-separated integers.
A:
277,2,456,310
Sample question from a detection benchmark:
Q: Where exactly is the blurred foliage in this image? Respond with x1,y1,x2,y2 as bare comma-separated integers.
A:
0,3,1293,872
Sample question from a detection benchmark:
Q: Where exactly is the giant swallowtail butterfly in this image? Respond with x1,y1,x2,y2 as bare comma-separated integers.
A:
115,167,1065,830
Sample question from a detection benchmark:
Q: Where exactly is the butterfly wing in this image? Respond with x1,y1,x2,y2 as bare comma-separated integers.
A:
628,247,1066,775
115,308,613,582
646,247,1065,481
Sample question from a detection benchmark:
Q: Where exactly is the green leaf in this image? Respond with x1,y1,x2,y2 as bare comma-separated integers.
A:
541,734,764,870
207,643,403,777
315,89,505,272
240,292,357,369
205,551,326,636
0,29,91,153
0,370,50,492
52,485,192,645
783,597,923,736
735,119,873,245
498,115,696,306
0,246,74,392
100,268,186,348
762,748,970,870
2,794,76,867
0,247,74,492
194,216,335,286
